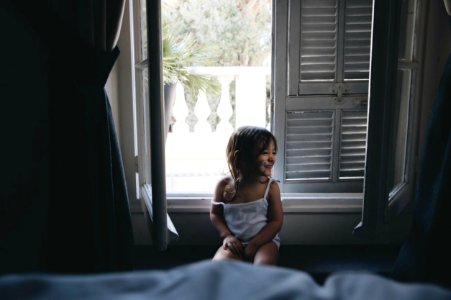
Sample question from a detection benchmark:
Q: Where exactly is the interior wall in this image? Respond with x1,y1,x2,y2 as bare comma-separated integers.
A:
107,0,139,208
132,211,386,246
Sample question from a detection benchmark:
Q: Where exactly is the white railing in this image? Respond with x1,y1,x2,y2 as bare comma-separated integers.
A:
166,66,270,194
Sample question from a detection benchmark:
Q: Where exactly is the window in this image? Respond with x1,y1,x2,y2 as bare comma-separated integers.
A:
161,0,273,195
124,0,427,245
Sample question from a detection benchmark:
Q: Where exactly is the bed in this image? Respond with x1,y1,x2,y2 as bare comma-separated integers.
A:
0,260,450,300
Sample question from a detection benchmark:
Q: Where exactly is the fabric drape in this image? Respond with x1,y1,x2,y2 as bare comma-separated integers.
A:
0,0,133,273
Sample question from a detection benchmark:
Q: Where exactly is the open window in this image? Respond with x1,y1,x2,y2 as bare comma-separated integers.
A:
126,0,428,246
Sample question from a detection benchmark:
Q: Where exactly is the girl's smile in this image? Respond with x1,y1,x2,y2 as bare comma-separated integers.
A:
259,161,273,173
257,140,276,177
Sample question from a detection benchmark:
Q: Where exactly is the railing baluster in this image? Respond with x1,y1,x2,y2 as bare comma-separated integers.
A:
194,90,211,132
172,83,190,133
216,76,234,133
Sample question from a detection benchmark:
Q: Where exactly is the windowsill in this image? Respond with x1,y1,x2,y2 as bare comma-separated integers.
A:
166,193,363,213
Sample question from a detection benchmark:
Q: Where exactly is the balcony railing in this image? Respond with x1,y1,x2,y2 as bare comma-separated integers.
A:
166,66,270,194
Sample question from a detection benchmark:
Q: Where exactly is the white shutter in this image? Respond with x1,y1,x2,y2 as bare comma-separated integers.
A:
275,0,372,193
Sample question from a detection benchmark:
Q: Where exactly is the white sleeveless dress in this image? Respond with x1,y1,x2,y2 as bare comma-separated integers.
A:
212,178,280,248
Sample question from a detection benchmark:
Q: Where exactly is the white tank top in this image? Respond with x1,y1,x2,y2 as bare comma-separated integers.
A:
212,178,280,247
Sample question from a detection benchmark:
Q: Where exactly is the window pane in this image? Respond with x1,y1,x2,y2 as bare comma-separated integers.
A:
162,0,272,194
397,0,416,60
388,69,412,194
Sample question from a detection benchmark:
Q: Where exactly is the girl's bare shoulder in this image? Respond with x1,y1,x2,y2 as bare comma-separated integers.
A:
213,176,235,203
216,176,234,189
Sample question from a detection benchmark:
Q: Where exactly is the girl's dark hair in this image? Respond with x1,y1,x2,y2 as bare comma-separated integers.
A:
226,126,277,180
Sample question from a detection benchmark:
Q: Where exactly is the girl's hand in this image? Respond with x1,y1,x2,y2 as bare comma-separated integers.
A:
244,242,258,261
223,235,243,257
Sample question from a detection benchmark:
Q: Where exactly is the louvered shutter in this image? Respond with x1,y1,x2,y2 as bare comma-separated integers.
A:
274,0,372,193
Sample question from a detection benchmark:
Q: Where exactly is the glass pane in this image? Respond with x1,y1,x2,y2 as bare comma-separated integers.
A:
389,69,412,195
162,0,272,194
398,0,416,60
141,67,152,183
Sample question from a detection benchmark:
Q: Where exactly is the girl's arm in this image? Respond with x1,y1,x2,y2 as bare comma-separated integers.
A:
247,181,283,251
210,178,233,239
210,178,244,257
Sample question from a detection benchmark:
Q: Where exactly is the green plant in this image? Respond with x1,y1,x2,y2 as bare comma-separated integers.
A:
162,24,220,95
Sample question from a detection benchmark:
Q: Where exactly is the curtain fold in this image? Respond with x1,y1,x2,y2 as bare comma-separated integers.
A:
0,0,134,273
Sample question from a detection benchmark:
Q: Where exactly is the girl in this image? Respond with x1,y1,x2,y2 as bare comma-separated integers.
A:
210,126,283,265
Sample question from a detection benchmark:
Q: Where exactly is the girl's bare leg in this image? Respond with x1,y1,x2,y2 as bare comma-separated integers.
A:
253,242,278,265
212,246,242,261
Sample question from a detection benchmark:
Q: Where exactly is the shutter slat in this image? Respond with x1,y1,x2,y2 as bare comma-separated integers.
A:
287,141,332,149
287,156,331,164
286,171,331,180
341,140,366,148
286,163,331,172
340,163,366,171
286,135,332,142
340,155,365,163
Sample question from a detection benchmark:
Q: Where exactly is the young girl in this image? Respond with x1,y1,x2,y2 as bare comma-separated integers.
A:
210,126,283,265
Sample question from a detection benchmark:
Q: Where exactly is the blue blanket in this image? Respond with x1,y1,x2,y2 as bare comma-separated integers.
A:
1,260,450,300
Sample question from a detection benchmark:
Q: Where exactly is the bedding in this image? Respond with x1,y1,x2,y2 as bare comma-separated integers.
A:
1,260,450,300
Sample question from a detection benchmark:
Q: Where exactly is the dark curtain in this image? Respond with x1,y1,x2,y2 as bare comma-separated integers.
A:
392,52,451,288
0,0,133,273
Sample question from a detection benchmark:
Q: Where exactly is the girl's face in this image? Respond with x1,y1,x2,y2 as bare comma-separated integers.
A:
256,139,276,177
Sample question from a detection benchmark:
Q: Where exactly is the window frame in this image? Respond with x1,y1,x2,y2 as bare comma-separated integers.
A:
386,0,426,217
117,0,428,245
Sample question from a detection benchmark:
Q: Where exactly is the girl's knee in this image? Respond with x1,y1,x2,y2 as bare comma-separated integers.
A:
213,247,242,261
253,243,279,265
